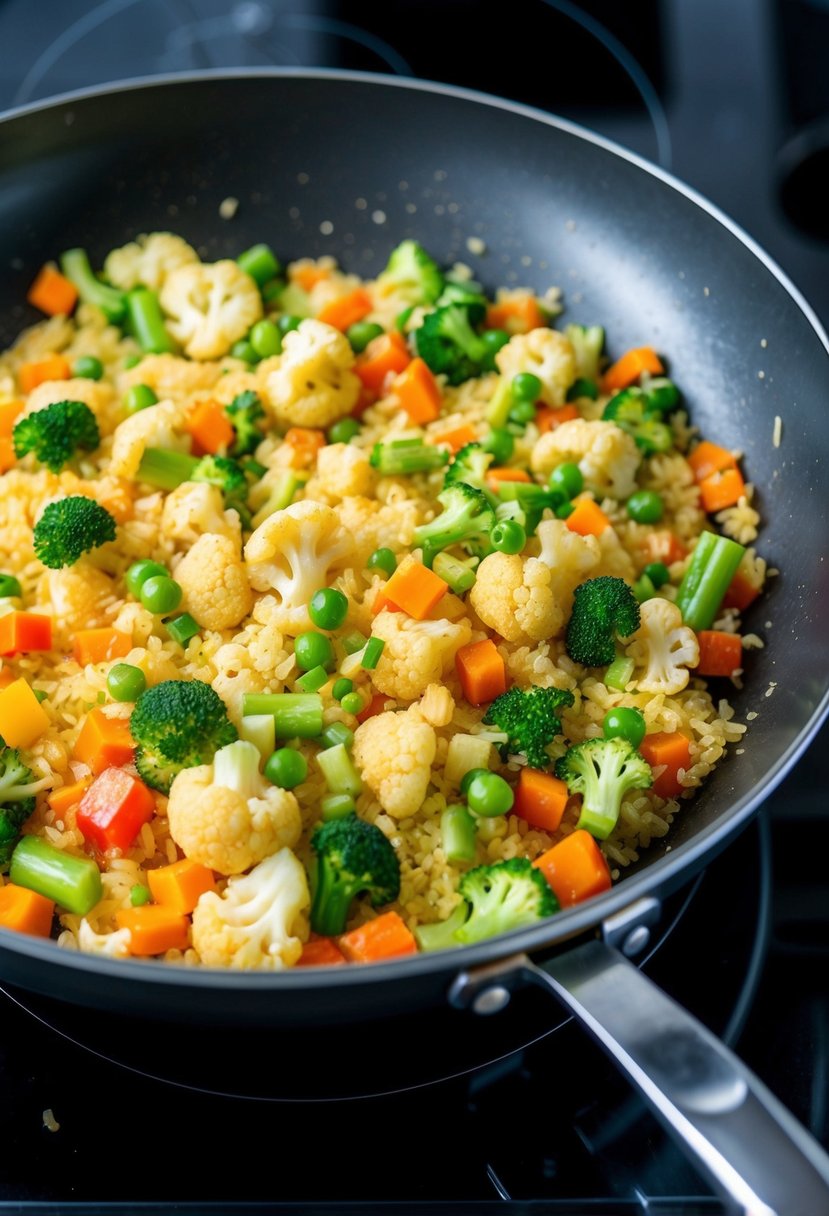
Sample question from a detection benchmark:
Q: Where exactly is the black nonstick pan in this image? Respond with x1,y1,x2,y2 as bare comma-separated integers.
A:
1,72,828,1214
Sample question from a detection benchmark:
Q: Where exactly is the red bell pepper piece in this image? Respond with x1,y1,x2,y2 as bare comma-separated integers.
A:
77,766,155,852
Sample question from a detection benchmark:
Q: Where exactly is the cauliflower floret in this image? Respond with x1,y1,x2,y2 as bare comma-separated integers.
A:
40,560,118,636
244,500,354,636
192,847,310,970
353,703,437,820
104,232,200,293
210,643,267,727
369,610,473,701
418,683,455,727
304,443,374,502
470,519,600,644
168,740,301,875
21,376,113,422
77,920,132,958
495,327,576,406
161,481,241,548
626,597,700,695
173,533,253,632
594,526,636,583
160,261,263,360
531,418,641,500
259,318,360,429
109,399,190,480
336,494,422,567
122,353,225,400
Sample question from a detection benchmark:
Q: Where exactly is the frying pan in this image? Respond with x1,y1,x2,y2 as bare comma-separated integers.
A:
1,71,828,1214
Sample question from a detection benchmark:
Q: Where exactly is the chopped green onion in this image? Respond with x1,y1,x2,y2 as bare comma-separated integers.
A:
316,742,361,797
237,243,280,286
321,793,356,821
239,714,276,762
33,689,48,704
441,804,477,863
10,835,102,916
136,448,199,490
432,551,477,595
165,612,200,647
296,664,330,693
605,655,635,691
130,884,152,907
361,637,385,670
127,288,175,354
319,721,354,750
341,631,367,655
369,440,448,476
242,692,324,739
675,532,745,631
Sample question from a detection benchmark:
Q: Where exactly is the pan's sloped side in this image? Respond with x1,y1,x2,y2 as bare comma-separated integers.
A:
0,73,827,1023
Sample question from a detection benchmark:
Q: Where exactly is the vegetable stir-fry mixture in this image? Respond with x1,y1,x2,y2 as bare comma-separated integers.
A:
0,235,767,967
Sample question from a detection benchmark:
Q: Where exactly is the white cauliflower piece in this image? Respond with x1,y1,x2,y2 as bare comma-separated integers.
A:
78,920,131,958
168,740,301,876
122,353,224,400
192,847,310,970
336,495,422,567
160,260,262,360
104,232,199,292
109,399,190,480
470,519,600,644
244,500,354,636
626,597,700,695
161,481,241,547
22,376,113,422
531,418,641,500
40,561,117,636
304,443,374,502
353,704,436,820
418,683,455,728
369,610,473,701
173,532,253,632
495,327,576,406
594,526,636,583
210,643,267,727
259,318,360,428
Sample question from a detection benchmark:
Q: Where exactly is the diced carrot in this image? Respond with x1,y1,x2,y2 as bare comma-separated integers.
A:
316,288,373,332
355,331,411,395
48,779,91,817
0,677,50,749
73,708,135,774
27,263,79,317
185,398,234,456
485,297,545,334
0,883,55,937
292,263,331,293
77,767,155,853
513,768,570,833
486,467,532,492
643,530,688,567
429,424,477,453
283,427,326,468
17,354,71,394
695,630,743,678
455,638,506,707
72,628,132,667
698,466,745,513
0,399,24,435
0,435,15,474
338,911,418,963
533,830,612,907
722,569,761,613
115,905,190,956
0,612,52,657
565,497,611,537
536,403,580,433
687,441,737,483
392,357,442,424
356,693,392,724
640,731,692,799
147,858,216,914
296,936,347,966
373,555,447,620
601,346,664,394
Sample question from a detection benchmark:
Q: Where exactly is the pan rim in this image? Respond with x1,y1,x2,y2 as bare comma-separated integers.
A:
1,67,827,992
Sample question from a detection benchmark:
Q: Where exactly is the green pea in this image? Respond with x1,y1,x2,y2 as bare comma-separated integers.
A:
328,417,361,445
249,319,282,358
332,678,353,702
481,328,510,367
129,884,151,907
73,355,104,381
139,575,182,615
511,372,543,403
231,339,259,364
466,771,515,818
123,384,158,414
509,399,536,424
264,747,308,790
309,587,349,632
367,548,397,577
277,315,302,336
460,767,490,796
603,707,646,749
107,663,147,703
0,573,22,599
294,631,334,672
483,428,514,465
644,561,670,589
549,462,583,499
125,559,168,599
490,519,526,554
555,501,575,519
346,321,384,353
626,490,664,524
340,692,364,716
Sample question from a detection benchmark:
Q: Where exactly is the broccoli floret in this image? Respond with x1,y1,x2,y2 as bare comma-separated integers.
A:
565,576,641,667
602,390,673,455
414,304,489,385
436,281,488,312
130,679,237,793
13,400,100,473
310,812,400,936
453,858,559,944
443,442,495,497
377,239,444,306
33,496,117,570
555,737,652,839
482,685,575,769
413,483,495,565
493,479,559,535
564,324,605,382
0,739,50,870
225,390,266,457
192,454,251,525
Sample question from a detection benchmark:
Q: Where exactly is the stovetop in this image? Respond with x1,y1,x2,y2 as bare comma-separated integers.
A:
1,1,828,1211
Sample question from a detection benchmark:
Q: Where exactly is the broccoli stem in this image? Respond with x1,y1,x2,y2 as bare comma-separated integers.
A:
675,531,745,631
486,378,514,428
127,288,175,355
414,901,469,951
60,248,127,323
137,448,199,490
251,470,300,526
441,804,477,862
316,742,362,797
212,739,263,798
370,440,448,476
242,693,324,739
10,835,101,916
432,552,477,594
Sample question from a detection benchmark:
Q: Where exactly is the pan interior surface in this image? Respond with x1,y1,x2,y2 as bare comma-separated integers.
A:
0,72,827,1015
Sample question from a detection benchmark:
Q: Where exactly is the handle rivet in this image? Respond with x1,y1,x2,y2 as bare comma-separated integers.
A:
622,925,651,957
473,985,511,1015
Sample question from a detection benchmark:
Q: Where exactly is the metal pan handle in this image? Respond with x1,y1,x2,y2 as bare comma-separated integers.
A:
450,940,829,1216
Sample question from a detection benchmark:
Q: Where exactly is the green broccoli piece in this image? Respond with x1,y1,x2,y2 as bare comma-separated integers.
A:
33,496,116,569
13,400,100,473
555,736,652,839
309,812,401,936
414,304,489,385
482,685,575,769
453,858,559,944
492,479,559,535
602,389,673,455
0,739,49,871
191,454,251,525
565,576,641,667
413,483,495,565
443,442,495,497
564,324,605,382
377,239,444,306
130,679,237,793
436,281,488,312
225,390,266,457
